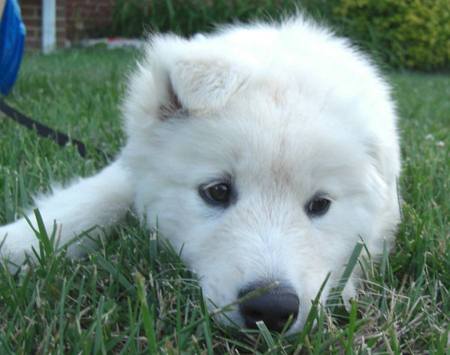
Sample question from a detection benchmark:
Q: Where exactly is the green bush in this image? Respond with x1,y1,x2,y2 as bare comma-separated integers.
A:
111,0,298,37
329,0,450,70
111,0,450,71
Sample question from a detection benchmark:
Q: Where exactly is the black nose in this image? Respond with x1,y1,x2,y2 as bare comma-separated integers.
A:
238,282,299,332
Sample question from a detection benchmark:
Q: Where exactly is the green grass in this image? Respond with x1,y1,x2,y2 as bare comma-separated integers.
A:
0,49,448,353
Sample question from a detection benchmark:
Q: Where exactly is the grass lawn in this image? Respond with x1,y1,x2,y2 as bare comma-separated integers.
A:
0,49,448,353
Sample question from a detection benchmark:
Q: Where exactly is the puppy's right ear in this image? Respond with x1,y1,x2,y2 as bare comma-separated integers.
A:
168,58,249,113
156,56,248,119
122,50,182,132
123,34,249,136
158,77,183,120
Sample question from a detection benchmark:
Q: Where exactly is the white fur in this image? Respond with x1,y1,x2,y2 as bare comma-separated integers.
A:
0,17,400,332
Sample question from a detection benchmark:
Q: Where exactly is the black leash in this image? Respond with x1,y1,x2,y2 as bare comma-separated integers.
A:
0,99,108,159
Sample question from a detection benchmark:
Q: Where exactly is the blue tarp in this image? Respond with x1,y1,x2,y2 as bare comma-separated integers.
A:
0,0,25,95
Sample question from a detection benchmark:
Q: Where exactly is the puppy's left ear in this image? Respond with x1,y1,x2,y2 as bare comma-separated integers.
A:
365,137,401,212
169,59,248,112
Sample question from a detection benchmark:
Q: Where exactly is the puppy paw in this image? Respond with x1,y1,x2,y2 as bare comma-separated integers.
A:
0,223,38,269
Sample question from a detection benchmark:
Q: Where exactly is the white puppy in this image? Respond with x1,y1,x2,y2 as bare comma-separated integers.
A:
0,17,401,333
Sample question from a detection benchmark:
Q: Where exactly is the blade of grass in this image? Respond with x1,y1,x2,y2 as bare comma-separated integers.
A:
135,272,158,354
200,294,214,355
327,242,364,314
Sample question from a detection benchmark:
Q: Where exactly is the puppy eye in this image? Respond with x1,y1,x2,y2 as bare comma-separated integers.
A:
199,181,232,207
306,196,331,217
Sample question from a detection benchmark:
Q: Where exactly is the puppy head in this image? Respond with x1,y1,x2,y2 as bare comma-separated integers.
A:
121,19,401,333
